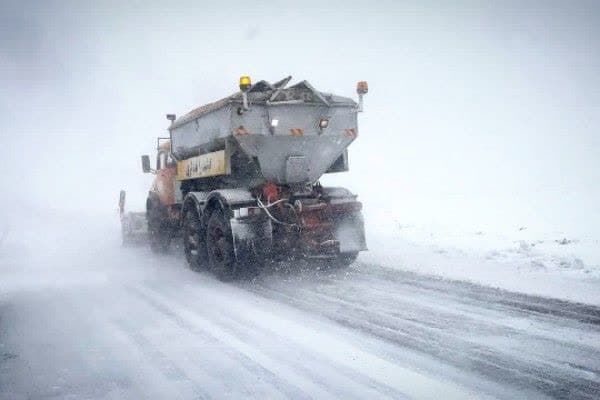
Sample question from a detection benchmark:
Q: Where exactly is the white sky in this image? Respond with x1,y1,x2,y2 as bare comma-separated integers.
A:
1,0,599,238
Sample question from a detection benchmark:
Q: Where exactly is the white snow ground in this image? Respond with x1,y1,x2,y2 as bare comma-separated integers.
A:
1,215,600,399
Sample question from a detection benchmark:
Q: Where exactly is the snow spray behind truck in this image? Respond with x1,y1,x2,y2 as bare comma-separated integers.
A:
140,76,368,280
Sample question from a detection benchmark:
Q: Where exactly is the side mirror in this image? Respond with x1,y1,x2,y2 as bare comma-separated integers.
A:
141,155,151,173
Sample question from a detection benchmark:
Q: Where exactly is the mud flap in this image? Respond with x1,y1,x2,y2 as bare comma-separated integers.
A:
230,217,273,267
335,212,367,253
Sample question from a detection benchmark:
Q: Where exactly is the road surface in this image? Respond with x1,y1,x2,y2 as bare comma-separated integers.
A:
1,228,599,399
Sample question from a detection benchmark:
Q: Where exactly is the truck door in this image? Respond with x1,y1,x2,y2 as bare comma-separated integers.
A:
155,150,177,206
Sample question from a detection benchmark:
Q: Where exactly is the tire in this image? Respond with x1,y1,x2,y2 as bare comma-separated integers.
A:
206,208,238,281
183,208,207,271
148,207,171,253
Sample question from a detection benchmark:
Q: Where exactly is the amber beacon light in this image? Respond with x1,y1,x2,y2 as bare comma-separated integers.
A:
239,76,252,111
239,76,252,92
356,81,368,95
356,81,368,112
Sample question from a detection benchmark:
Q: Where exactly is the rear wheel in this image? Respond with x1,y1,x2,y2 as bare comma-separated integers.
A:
206,209,238,281
183,208,207,271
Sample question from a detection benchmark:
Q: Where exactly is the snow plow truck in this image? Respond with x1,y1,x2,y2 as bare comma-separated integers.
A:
140,76,368,280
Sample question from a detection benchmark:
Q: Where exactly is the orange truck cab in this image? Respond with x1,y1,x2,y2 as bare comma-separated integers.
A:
142,139,181,251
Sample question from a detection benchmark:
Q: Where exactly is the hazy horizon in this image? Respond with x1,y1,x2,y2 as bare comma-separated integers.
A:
2,0,599,240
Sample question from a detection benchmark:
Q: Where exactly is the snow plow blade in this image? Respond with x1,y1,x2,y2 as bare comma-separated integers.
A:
119,190,148,246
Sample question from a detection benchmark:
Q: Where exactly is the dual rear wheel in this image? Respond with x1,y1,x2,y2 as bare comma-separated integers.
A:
183,206,359,280
184,207,238,281
182,209,205,271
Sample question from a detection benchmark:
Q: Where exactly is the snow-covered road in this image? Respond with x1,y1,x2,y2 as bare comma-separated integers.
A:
1,227,599,399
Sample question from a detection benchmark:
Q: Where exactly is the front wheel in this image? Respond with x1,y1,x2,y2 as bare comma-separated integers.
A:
148,208,171,253
206,209,238,281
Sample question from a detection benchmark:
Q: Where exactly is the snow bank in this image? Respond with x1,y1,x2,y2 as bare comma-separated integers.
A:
361,222,600,306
